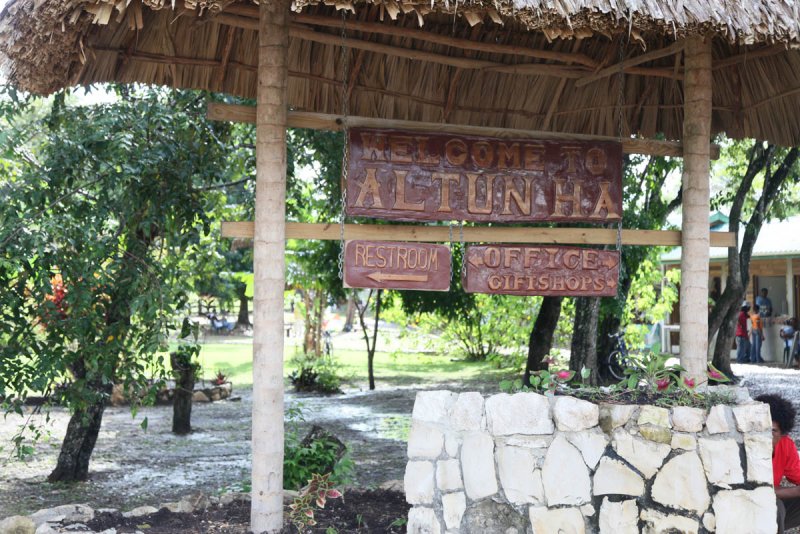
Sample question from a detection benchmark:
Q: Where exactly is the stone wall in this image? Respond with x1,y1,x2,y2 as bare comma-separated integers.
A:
404,390,777,534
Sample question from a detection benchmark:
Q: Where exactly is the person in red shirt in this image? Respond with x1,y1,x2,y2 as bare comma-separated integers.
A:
756,394,800,533
736,301,751,363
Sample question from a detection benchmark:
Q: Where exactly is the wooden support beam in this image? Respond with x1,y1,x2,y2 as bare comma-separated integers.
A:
207,102,721,159
221,221,736,248
215,25,237,92
575,40,685,88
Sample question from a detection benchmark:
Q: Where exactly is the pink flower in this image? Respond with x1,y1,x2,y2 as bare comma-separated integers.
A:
708,369,723,380
556,370,571,380
326,489,342,499
684,377,696,388
656,378,670,391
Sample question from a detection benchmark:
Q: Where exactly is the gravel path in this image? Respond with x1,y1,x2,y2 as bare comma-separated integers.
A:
0,364,798,519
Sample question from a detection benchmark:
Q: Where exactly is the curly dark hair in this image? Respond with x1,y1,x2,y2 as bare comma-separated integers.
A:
755,394,797,434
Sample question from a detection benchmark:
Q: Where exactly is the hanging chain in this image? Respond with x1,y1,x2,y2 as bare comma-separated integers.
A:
337,9,351,280
448,222,454,283
459,221,466,281
614,28,627,297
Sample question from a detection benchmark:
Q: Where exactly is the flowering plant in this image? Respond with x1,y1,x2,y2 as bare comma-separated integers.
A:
288,472,343,530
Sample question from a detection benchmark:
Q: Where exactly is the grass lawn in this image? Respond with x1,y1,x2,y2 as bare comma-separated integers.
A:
192,339,512,388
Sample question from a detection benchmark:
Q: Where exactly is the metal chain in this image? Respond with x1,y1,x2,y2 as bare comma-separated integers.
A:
337,9,351,280
615,28,627,297
448,223,454,282
459,221,466,281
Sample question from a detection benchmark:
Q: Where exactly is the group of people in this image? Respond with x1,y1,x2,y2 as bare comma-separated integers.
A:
736,288,798,366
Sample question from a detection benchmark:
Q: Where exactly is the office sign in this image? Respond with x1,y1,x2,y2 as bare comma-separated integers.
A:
346,128,622,223
343,240,451,291
462,245,620,297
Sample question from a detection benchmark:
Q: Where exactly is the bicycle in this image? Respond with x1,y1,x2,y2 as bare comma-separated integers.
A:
603,331,636,381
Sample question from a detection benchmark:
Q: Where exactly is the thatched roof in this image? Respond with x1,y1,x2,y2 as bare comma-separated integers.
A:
2,0,800,145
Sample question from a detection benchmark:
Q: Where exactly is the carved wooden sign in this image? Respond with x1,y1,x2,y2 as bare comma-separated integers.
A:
343,240,451,291
462,245,620,297
346,128,622,223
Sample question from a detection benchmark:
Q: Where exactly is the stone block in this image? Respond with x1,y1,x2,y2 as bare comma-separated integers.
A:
671,406,706,433
580,504,595,517
502,435,552,449
552,396,599,431
412,391,458,425
713,487,777,534
441,492,466,530
593,457,644,496
122,506,158,518
732,403,772,433
407,506,441,534
640,508,699,534
698,438,744,487
598,404,636,433
542,434,591,506
529,506,586,534
705,405,732,434
744,432,774,484
407,420,444,459
565,429,609,470
30,505,94,526
651,451,710,514
599,498,638,534
0,516,35,534
463,501,528,533
485,393,553,436
612,429,670,478
638,424,672,444
461,432,497,500
496,444,544,505
405,461,435,505
436,459,463,492
638,405,671,428
671,433,697,451
444,433,460,457
703,512,716,532
451,392,485,431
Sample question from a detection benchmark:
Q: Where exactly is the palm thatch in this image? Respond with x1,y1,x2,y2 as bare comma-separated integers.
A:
2,0,800,144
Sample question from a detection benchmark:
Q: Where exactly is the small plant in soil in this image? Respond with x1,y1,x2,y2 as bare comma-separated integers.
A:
288,472,343,532
211,370,228,386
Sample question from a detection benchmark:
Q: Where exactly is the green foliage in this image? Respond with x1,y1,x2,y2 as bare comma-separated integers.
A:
284,406,353,492
288,353,342,393
288,472,343,531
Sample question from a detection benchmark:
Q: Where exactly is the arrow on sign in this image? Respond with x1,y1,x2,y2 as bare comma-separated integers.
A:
366,272,429,283
602,256,619,269
468,254,484,268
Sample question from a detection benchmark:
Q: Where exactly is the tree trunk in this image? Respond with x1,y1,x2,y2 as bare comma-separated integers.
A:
523,297,563,386
236,282,250,327
343,293,356,332
48,394,106,482
368,290,383,390
171,350,196,435
679,35,712,385
251,0,290,529
570,297,601,385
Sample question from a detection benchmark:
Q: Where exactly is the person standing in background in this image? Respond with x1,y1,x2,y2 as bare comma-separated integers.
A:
751,303,765,363
736,301,752,363
758,287,774,318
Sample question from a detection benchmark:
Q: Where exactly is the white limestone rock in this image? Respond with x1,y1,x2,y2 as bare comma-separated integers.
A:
612,429,671,478
593,457,645,496
671,433,697,451
33,524,57,534
651,451,711,514
30,505,94,526
122,506,158,518
412,391,458,425
0,516,35,534
598,404,637,432
450,392,485,431
542,434,591,506
529,506,586,534
599,498,638,534
436,459,463,492
441,492,466,530
461,432,498,500
732,403,772,432
638,405,671,428
444,432,460,458
407,506,441,534
565,429,609,470
745,432,774,484
671,406,706,433
405,461,435,505
640,508,699,534
713,487,777,534
703,512,716,532
485,393,553,435
502,435,552,449
553,396,599,431
698,438,744,487
580,504,595,517
705,405,732,434
496,444,544,505
407,420,444,459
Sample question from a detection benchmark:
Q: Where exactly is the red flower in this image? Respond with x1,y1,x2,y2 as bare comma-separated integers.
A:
708,369,723,380
684,377,696,388
556,370,571,380
656,378,670,391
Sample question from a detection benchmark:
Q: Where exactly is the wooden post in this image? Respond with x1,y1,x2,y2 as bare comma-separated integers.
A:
251,0,290,531
679,35,712,385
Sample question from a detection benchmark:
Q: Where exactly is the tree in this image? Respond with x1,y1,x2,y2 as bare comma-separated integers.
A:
709,141,799,376
355,289,383,390
0,86,237,480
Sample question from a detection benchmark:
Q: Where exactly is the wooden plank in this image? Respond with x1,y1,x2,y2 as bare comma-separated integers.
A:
574,40,685,88
207,103,721,159
221,221,737,247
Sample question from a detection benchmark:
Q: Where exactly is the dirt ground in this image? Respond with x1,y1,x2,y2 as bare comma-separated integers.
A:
0,363,798,531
